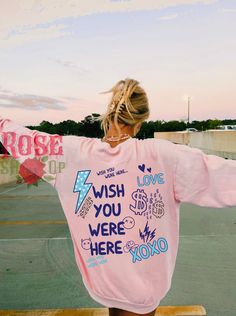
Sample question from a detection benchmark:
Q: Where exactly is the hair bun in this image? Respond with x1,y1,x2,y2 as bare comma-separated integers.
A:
95,77,149,138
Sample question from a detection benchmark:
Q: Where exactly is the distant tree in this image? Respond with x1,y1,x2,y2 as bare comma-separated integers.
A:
38,120,55,133
54,120,78,135
91,113,104,138
80,113,103,138
154,120,163,132
136,121,147,139
189,120,204,131
222,119,236,125
206,119,222,130
138,121,156,138
160,120,186,132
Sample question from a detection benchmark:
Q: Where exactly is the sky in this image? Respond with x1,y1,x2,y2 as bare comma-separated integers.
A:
0,0,236,126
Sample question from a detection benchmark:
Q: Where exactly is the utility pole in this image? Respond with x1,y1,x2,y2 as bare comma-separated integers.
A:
183,95,192,125
187,96,190,124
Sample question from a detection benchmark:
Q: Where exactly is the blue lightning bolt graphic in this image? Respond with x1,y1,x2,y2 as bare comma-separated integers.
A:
149,229,156,241
73,170,93,214
139,221,156,243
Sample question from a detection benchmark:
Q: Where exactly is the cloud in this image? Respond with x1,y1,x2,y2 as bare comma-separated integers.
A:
0,0,218,46
0,87,67,111
0,24,70,49
51,58,90,76
158,13,179,20
217,8,236,13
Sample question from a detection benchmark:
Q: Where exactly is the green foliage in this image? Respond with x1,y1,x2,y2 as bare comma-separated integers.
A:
160,120,186,132
206,119,223,129
41,156,48,162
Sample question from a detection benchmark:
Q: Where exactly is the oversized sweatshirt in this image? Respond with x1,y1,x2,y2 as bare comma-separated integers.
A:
1,116,236,314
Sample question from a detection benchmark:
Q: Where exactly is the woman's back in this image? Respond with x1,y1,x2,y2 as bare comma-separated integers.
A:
54,135,179,313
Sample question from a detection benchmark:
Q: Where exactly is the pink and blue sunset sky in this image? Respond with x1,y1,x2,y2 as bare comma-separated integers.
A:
0,0,235,126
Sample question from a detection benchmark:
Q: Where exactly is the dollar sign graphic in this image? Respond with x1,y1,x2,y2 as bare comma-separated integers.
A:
152,200,165,219
129,189,147,215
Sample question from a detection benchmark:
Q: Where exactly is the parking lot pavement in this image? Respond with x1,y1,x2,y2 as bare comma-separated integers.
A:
0,181,236,316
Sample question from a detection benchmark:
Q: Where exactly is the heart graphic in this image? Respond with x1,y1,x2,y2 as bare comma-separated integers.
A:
147,167,152,173
138,164,145,172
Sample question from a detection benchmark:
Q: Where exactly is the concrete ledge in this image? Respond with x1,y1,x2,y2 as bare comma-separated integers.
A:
0,306,207,316
154,130,236,159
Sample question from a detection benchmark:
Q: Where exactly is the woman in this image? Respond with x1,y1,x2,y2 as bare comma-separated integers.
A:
0,78,236,316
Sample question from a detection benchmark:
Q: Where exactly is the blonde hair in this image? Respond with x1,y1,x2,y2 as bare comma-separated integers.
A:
95,78,150,137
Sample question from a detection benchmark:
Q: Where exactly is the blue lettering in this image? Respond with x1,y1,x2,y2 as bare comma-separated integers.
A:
89,223,100,237
129,237,168,263
147,240,160,256
139,244,150,259
157,173,165,184
137,173,165,187
137,176,144,187
157,237,168,252
130,247,142,263
117,221,126,235
88,221,126,237
93,203,122,218
144,175,150,185
94,204,102,218
92,184,125,198
90,240,123,256
92,185,104,198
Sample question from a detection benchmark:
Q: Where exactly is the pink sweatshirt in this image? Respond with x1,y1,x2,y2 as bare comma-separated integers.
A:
1,116,236,313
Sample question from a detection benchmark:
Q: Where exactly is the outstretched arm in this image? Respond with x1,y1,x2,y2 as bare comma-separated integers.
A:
0,115,68,188
173,143,236,208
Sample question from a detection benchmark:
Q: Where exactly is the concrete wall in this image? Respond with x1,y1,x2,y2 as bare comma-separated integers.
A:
154,130,236,160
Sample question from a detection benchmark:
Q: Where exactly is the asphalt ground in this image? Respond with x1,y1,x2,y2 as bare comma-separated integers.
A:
0,180,236,316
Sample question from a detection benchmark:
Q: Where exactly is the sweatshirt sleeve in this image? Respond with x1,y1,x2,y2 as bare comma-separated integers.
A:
0,116,68,188
173,143,236,208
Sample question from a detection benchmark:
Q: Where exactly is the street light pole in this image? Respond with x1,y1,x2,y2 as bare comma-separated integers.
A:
187,96,190,124
182,94,192,125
